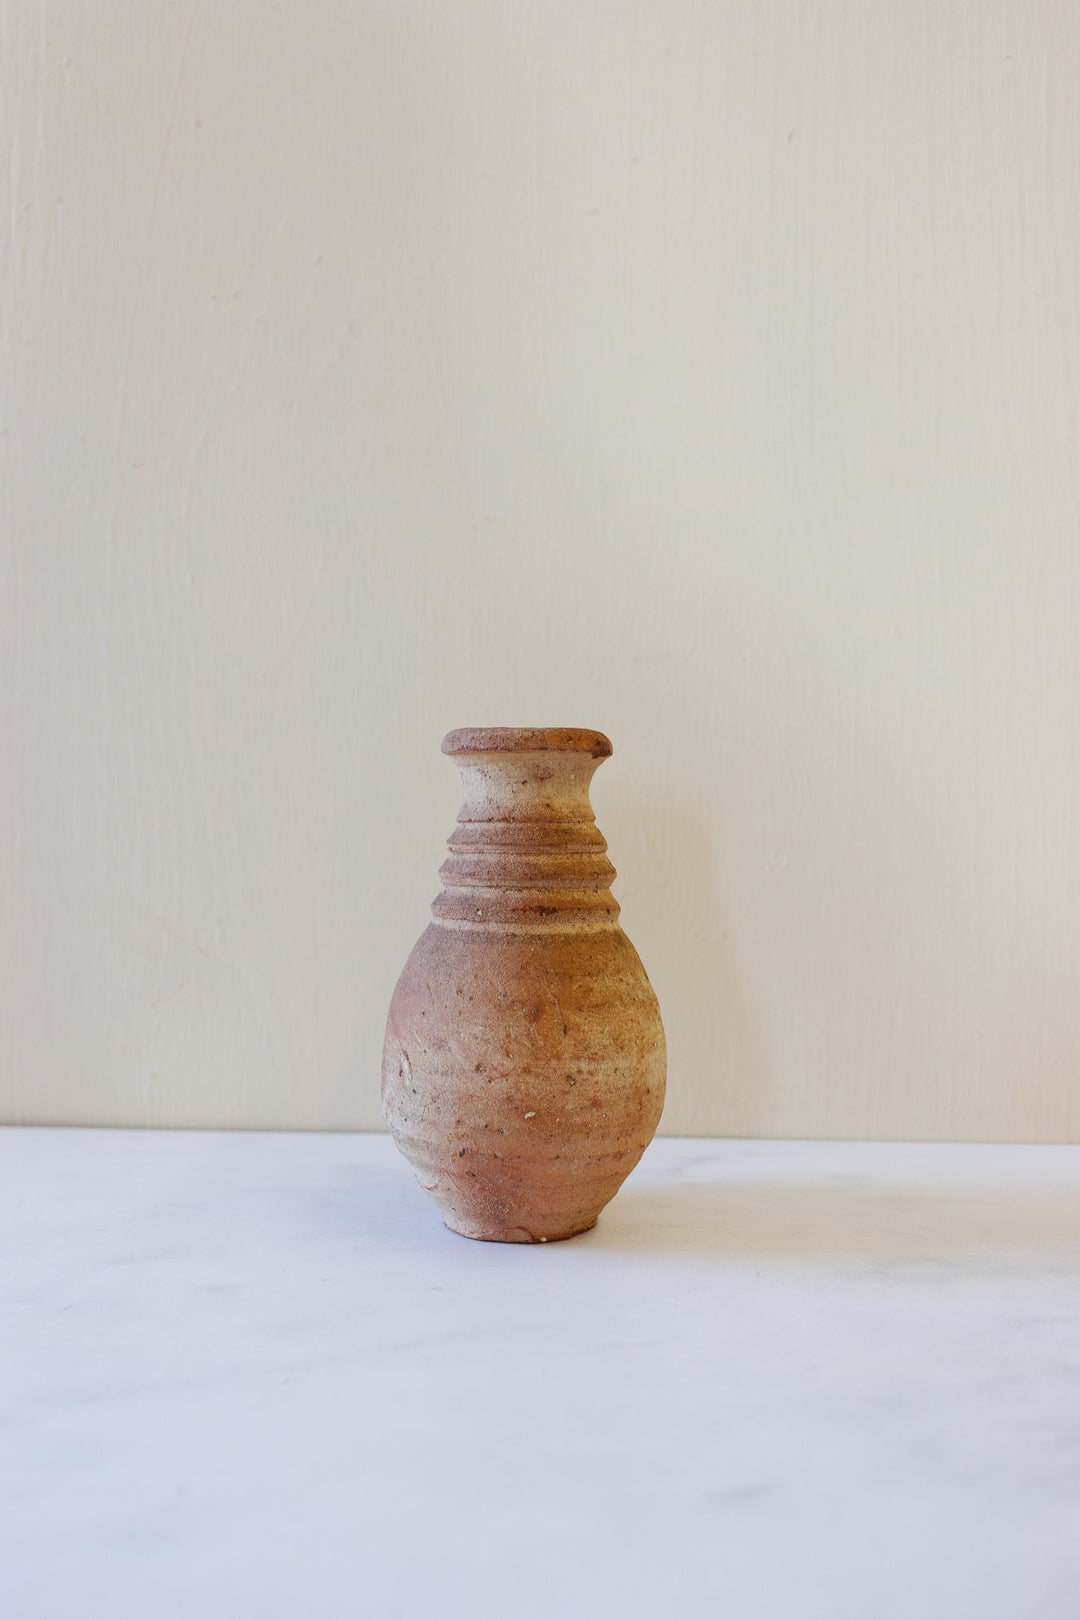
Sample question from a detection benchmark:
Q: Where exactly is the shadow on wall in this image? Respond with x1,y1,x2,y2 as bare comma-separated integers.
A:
603,691,1080,1143
611,803,776,1139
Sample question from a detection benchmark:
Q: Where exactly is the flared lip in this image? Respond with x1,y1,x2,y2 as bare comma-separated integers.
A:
442,727,613,758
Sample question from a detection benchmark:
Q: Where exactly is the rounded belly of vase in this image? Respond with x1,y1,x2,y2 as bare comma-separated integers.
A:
381,921,666,1243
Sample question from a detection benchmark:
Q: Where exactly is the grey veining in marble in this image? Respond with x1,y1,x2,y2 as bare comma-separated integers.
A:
2,1129,1079,1619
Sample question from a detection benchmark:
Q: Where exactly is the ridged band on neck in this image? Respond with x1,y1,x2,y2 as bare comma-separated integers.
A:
432,729,620,931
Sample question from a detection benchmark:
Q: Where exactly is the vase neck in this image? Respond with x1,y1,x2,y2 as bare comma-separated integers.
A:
432,733,620,932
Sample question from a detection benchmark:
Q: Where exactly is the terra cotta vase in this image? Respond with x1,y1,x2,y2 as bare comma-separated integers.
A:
381,727,666,1242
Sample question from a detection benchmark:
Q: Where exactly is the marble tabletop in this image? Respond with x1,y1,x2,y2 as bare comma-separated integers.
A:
3,1128,1079,1619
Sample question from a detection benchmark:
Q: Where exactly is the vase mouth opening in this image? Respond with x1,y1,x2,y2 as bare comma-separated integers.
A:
442,727,613,759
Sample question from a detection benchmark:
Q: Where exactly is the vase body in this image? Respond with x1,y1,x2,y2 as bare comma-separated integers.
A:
382,727,666,1243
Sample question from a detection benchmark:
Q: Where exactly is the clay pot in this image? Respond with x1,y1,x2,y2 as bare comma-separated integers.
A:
382,727,666,1242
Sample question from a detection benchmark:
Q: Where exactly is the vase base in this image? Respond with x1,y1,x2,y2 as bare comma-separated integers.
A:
442,1215,598,1245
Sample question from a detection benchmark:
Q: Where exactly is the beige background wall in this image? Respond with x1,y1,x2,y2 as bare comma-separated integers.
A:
4,1,1079,1139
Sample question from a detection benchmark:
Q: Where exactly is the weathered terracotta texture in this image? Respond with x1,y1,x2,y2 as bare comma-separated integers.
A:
382,728,666,1242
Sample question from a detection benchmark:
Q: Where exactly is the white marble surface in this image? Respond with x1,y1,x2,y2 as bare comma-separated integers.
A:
3,1129,1080,1619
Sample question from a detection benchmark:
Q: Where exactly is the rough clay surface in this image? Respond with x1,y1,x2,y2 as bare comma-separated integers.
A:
382,729,666,1242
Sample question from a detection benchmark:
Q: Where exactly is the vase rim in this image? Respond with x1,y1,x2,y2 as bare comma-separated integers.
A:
442,727,613,758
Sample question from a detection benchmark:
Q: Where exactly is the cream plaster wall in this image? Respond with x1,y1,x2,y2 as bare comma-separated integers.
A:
4,1,1080,1139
